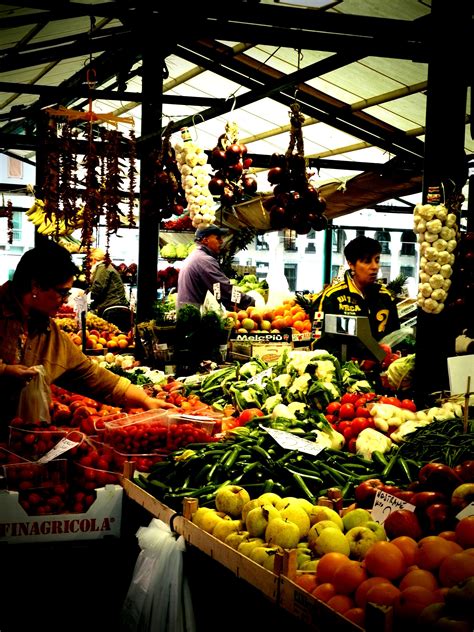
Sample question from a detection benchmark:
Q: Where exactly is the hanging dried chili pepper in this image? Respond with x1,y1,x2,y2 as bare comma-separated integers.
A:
127,128,137,227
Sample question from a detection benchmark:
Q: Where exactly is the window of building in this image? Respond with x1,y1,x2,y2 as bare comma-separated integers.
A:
331,228,346,253
401,265,415,279
400,230,416,256
12,211,21,242
284,263,297,291
256,261,269,281
255,234,269,251
305,242,316,254
375,230,391,255
283,229,297,251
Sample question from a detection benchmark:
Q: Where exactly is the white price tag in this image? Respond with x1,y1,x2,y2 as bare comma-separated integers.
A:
370,490,416,524
247,368,272,386
37,437,81,463
457,502,474,519
213,283,221,300
261,425,325,457
231,285,242,304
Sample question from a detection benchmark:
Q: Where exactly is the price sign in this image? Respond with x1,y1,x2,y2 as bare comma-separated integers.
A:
213,283,221,300
370,490,416,524
37,436,81,463
231,285,242,304
261,425,325,457
457,502,474,519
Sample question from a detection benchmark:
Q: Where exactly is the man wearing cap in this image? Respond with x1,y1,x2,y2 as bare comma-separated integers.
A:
177,224,255,310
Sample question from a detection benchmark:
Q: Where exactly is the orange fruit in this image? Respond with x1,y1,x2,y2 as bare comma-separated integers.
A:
311,582,336,603
415,536,462,572
399,568,439,592
355,576,393,608
455,515,474,549
390,536,418,567
394,585,440,621
343,607,365,627
364,541,407,581
295,573,318,593
316,552,350,584
332,560,368,595
438,551,474,587
326,594,354,614
365,582,401,607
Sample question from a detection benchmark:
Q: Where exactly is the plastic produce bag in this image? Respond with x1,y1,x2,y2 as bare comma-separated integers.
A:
120,518,196,632
16,365,51,423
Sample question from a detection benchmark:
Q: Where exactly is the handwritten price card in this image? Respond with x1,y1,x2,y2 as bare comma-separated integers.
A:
371,490,416,524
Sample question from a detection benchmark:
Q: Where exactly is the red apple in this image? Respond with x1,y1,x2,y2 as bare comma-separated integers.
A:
451,483,474,510
413,490,448,509
423,503,454,534
354,479,385,508
383,509,423,541
419,463,462,494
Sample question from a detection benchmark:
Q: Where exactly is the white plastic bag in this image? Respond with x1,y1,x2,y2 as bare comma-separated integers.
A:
17,364,51,423
120,518,196,632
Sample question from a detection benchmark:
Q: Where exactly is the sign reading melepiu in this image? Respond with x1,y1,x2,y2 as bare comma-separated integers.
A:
230,328,292,342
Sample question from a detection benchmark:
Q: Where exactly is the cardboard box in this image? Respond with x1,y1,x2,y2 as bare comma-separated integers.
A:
0,484,123,543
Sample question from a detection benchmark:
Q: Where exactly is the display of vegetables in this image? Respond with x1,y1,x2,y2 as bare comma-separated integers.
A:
174,126,216,228
413,202,458,314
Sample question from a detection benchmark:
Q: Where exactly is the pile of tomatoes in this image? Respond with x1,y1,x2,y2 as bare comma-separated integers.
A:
324,392,417,451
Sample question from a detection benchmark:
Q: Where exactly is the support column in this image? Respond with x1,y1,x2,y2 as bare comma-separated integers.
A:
136,40,163,324
414,0,469,402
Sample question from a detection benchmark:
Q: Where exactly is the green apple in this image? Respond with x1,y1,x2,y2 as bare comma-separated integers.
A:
249,545,279,568
313,527,350,557
241,498,262,523
265,517,300,549
342,508,372,532
300,559,319,571
279,504,311,538
257,492,282,507
275,496,301,511
214,484,251,518
245,503,280,537
345,526,378,560
225,530,250,550
365,521,387,542
313,519,343,536
191,507,213,528
237,537,265,558
294,498,314,517
212,518,244,542
200,511,226,534
296,548,313,569
261,546,283,572
309,506,344,530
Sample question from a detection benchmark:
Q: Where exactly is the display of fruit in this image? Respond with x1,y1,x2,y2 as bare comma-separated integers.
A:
26,198,84,236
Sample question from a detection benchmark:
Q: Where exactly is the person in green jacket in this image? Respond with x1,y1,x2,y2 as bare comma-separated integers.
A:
89,248,130,325
314,235,400,359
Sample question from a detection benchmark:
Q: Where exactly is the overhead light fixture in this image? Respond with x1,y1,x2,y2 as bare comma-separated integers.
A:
273,0,341,9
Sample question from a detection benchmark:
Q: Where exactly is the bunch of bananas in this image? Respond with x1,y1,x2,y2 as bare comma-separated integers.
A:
26,199,84,236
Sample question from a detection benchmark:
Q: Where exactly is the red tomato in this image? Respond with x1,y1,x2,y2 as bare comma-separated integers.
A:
354,396,367,408
351,417,371,435
401,399,417,412
326,401,342,415
347,437,358,453
339,403,356,420
337,420,351,434
341,393,359,405
380,396,402,407
355,406,371,418
237,408,264,424
324,414,337,424
343,425,357,440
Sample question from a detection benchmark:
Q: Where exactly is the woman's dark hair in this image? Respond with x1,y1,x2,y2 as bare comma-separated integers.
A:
12,240,79,295
344,236,382,264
